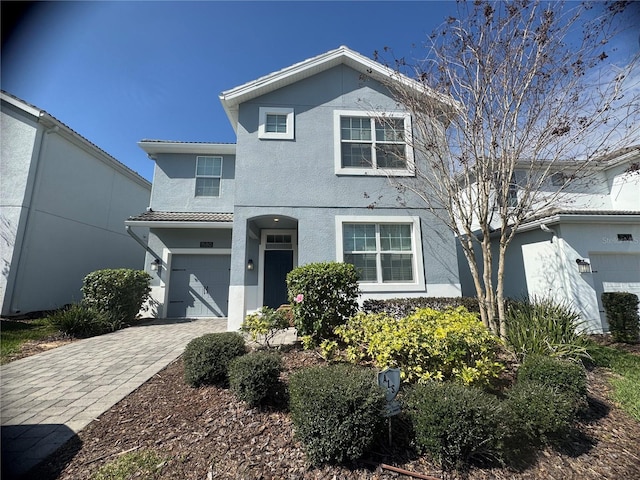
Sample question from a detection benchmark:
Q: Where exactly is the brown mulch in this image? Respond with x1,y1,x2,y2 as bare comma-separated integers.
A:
28,343,640,480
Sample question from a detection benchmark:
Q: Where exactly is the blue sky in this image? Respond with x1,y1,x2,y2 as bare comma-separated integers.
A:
2,1,462,181
3,1,639,182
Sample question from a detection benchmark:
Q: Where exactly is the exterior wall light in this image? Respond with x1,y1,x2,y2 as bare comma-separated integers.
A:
576,258,591,273
247,259,254,271
151,258,161,271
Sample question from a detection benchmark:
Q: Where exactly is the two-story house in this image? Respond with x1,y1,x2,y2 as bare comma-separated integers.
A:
126,46,462,330
457,147,640,333
1,91,152,316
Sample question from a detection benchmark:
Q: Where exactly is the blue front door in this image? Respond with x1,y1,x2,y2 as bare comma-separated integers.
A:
263,250,293,309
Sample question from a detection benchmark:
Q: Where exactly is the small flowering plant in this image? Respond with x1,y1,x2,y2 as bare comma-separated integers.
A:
294,294,304,304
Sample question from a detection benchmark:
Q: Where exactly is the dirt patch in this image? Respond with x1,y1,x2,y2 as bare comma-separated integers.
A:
31,346,640,480
6,338,75,363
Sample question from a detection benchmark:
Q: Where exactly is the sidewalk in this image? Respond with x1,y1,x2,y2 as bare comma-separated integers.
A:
1,318,227,479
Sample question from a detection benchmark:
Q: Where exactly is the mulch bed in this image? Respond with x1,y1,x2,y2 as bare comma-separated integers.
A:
31,343,640,480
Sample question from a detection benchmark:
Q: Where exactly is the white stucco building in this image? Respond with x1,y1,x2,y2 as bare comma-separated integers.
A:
458,147,640,333
1,91,152,316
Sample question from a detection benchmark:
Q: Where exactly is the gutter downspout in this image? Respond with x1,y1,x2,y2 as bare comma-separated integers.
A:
125,225,161,262
8,123,58,314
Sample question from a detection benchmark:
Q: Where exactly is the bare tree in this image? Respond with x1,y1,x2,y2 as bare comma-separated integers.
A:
379,0,639,337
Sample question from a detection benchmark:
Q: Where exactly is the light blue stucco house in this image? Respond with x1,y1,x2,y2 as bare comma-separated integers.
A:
126,46,462,331
1,91,152,316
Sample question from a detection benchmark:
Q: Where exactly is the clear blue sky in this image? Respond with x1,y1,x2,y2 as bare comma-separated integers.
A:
3,1,639,182
2,1,462,181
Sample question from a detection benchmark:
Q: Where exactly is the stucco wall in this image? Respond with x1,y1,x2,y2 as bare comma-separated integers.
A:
1,101,151,315
149,153,236,212
459,219,640,333
234,65,425,209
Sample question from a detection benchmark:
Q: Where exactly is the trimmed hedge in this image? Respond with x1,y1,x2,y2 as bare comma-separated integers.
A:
517,355,587,406
286,262,359,345
289,364,385,465
183,333,246,387
502,381,576,445
602,292,640,343
81,269,151,328
228,352,283,407
403,381,502,472
362,297,480,318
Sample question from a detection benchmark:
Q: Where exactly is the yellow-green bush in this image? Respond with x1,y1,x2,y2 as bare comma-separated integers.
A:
335,307,504,386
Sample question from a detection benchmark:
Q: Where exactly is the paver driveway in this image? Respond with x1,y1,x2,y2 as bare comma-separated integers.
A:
1,317,227,479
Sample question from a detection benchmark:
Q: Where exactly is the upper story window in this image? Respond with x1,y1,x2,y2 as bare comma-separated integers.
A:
334,110,414,176
259,107,294,140
195,156,222,197
335,215,425,292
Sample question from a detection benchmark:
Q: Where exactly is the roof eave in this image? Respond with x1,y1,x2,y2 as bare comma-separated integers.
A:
218,46,455,132
138,141,236,157
124,219,234,229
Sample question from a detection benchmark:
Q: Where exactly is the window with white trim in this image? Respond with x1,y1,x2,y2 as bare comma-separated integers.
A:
334,110,413,176
195,156,222,197
259,107,294,139
336,216,426,293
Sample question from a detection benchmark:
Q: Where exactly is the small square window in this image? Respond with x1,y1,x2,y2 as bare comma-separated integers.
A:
259,107,294,139
551,172,566,186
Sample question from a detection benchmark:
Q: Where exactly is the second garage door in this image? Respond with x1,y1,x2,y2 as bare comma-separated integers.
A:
167,254,231,318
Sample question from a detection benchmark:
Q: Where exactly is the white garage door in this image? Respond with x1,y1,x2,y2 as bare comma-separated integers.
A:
591,253,640,331
167,254,231,318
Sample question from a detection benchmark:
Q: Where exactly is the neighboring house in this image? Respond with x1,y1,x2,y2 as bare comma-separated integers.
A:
126,46,462,331
1,91,152,316
457,147,640,333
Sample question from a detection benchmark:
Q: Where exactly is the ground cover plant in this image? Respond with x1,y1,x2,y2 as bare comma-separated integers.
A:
240,306,291,348
335,307,504,385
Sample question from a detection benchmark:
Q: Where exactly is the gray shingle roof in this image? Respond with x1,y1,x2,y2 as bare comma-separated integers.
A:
127,211,233,222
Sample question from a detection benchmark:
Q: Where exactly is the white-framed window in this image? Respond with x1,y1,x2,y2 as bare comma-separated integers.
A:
195,156,222,197
333,110,414,176
258,107,295,140
335,215,425,292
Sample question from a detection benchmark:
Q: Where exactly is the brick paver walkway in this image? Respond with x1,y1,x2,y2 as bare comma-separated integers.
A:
1,318,227,479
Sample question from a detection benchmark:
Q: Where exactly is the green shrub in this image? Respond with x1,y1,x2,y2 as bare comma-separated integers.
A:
502,381,576,445
47,304,111,338
82,269,151,328
241,306,290,348
335,307,504,386
363,296,480,317
505,296,589,362
228,352,283,407
602,292,640,344
403,381,502,472
286,262,359,345
517,355,587,405
289,364,385,465
183,333,246,387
